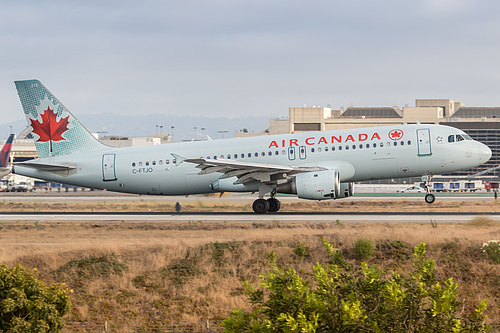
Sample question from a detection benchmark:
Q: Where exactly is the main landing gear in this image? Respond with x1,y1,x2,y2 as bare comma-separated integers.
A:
253,187,281,213
252,198,281,214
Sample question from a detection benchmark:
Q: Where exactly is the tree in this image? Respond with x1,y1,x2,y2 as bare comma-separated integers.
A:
0,264,72,332
222,241,490,332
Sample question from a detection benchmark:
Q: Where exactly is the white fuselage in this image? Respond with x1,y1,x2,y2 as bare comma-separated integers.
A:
13,124,491,196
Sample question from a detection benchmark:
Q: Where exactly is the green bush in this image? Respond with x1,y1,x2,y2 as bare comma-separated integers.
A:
222,241,490,333
353,237,375,260
481,240,500,264
0,264,72,332
293,241,308,260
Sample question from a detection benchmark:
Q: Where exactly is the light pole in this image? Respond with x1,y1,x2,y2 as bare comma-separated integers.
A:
171,126,174,142
218,130,229,139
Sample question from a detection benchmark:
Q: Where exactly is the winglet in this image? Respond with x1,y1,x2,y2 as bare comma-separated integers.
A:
0,134,14,168
171,153,186,166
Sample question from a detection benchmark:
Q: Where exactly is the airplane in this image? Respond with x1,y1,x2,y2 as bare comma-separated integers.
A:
0,133,15,178
13,79,492,213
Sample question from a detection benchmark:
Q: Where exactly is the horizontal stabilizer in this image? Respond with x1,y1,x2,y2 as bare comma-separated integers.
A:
15,161,77,172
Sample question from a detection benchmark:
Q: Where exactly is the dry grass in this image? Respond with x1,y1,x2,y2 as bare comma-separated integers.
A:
0,219,499,332
1,197,500,212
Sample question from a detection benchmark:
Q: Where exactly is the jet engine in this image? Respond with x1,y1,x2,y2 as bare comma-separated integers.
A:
338,181,354,198
277,169,342,200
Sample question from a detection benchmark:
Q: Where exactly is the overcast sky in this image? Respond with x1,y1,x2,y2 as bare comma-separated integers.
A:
1,0,500,127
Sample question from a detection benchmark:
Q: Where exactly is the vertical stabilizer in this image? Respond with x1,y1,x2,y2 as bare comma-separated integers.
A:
0,133,14,168
15,79,105,158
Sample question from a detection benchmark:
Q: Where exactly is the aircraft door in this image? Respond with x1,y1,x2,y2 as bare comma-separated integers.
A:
102,153,117,181
288,147,296,160
417,129,432,156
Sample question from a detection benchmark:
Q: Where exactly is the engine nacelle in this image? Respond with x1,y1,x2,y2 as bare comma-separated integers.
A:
338,182,354,198
277,170,340,200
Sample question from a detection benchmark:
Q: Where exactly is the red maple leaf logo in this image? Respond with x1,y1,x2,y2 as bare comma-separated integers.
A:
30,106,69,153
389,129,403,140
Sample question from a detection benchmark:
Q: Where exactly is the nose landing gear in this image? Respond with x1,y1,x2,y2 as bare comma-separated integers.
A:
422,175,435,204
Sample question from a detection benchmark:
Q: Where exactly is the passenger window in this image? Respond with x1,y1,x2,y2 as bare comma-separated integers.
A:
275,151,279,155
227,154,231,159
380,143,384,147
373,143,377,148
261,152,265,156
331,146,335,151
282,150,286,155
159,160,163,165
359,144,363,149
325,147,328,152
393,141,397,146
345,145,349,150
152,161,156,166
311,148,315,153
268,151,272,156
407,140,411,145
318,147,322,152
132,162,136,167
401,141,404,146
448,135,455,143
352,145,356,149
255,152,258,157
241,153,245,158
173,159,176,164
139,162,143,166
234,154,238,159
145,161,149,166
366,144,370,148
220,155,224,159
213,156,217,160
248,153,252,158
339,146,342,151
166,159,170,164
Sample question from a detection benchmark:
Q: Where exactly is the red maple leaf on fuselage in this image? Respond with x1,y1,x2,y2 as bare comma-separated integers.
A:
30,106,69,153
390,130,402,139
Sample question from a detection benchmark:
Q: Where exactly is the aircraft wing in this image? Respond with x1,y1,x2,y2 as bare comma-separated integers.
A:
184,157,325,185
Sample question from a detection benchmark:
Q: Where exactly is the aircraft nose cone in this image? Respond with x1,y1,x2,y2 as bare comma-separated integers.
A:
478,143,492,163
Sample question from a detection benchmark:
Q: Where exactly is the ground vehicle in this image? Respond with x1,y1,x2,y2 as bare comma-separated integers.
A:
7,181,33,192
397,186,426,193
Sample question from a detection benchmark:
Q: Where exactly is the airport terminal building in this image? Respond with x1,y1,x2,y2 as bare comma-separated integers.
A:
269,99,500,177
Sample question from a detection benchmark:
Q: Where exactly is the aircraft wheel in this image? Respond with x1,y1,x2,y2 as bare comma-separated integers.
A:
267,198,281,213
253,199,270,214
425,193,436,204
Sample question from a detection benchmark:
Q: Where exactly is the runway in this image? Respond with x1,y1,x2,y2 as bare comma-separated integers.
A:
0,211,497,223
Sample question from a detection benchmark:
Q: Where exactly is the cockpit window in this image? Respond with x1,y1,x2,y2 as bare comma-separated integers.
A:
448,135,455,143
456,135,465,142
463,134,473,140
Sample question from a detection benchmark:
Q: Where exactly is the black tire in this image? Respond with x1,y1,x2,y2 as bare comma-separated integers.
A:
267,198,281,213
425,193,436,204
252,199,270,214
